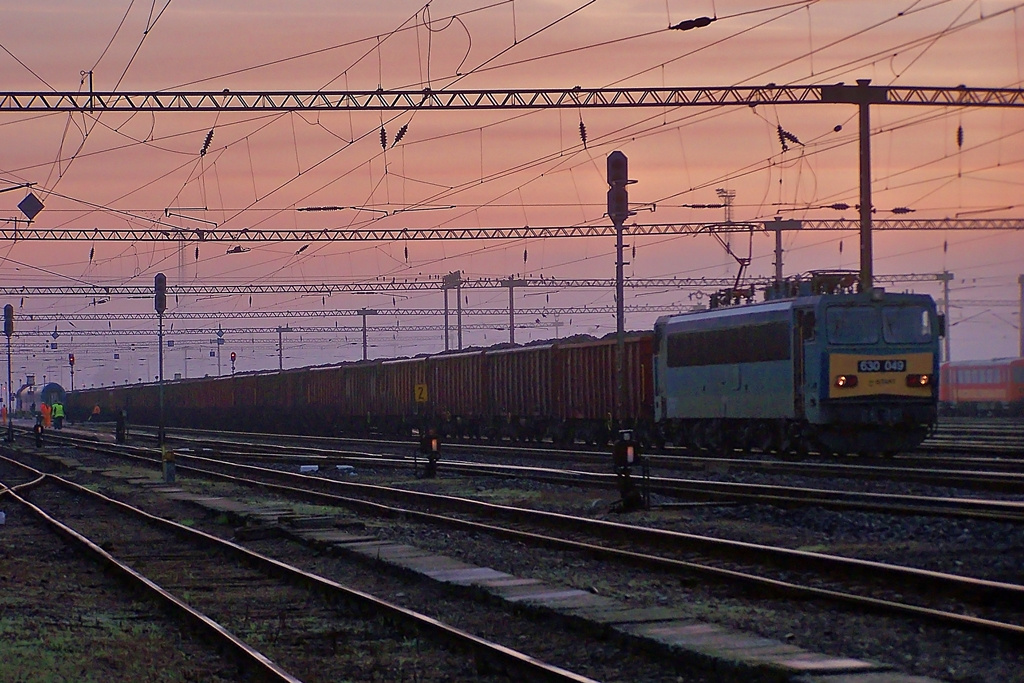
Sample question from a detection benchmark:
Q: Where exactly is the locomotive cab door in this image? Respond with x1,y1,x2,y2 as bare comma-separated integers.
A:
793,308,816,418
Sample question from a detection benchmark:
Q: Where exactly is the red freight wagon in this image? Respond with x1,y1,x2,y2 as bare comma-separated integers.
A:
67,332,660,444
487,343,555,422
940,357,1024,416
425,350,490,426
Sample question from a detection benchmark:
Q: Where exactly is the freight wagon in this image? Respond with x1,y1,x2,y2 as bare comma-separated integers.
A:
68,333,654,445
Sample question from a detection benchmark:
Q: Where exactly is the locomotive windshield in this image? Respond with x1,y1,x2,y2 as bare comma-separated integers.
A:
825,306,878,344
826,304,934,345
881,305,932,344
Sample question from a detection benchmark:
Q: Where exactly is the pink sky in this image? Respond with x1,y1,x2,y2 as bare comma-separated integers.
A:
1,0,1023,388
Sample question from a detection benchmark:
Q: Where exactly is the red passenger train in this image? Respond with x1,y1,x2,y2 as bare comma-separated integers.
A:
939,357,1024,416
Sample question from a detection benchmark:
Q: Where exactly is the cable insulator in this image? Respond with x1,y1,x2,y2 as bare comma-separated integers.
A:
781,128,803,146
201,129,214,156
579,120,587,148
669,16,714,31
957,125,964,149
392,124,408,147
827,203,850,211
777,125,789,152
380,126,387,150
891,207,914,214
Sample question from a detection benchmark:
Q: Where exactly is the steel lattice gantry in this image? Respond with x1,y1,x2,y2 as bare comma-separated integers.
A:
16,303,688,323
0,272,949,298
2,85,1022,112
1,218,1022,242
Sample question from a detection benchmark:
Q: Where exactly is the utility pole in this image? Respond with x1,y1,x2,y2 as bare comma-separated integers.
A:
4,304,13,443
357,310,376,360
821,80,888,292
276,326,291,369
716,188,736,276
499,278,527,343
1019,275,1024,357
939,271,953,362
767,218,800,284
442,271,463,351
443,285,450,351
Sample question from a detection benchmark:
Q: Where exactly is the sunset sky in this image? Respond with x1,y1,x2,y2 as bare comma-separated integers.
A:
2,0,1023,389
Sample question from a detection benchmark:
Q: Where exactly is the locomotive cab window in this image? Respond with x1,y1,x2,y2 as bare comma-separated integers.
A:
882,306,932,344
825,306,879,344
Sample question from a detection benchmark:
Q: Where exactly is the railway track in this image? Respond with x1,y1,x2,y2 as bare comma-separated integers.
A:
22,431,1024,641
0,453,608,683
93,425,1024,522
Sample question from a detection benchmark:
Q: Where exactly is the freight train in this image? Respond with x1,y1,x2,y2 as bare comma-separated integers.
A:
939,357,1024,416
67,272,944,456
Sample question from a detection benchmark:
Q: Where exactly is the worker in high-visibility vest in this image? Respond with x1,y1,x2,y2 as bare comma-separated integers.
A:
41,403,52,428
52,401,65,430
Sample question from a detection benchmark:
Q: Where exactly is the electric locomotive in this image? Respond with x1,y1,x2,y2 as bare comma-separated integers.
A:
653,272,943,456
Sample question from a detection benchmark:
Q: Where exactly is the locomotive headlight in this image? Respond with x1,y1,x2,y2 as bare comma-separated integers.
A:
835,374,858,388
906,374,932,387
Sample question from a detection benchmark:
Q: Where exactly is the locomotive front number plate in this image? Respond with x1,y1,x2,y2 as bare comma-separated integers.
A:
858,359,906,373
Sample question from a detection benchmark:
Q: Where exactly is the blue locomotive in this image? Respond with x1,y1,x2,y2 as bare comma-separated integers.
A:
653,272,943,456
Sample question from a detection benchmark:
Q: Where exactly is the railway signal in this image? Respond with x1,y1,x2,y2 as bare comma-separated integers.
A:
68,353,75,391
230,351,236,374
4,303,12,443
155,273,168,475
607,151,636,432
154,273,167,314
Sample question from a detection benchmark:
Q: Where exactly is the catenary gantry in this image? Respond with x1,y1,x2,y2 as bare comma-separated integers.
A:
1,85,1022,112
0,273,949,298
1,219,1022,241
